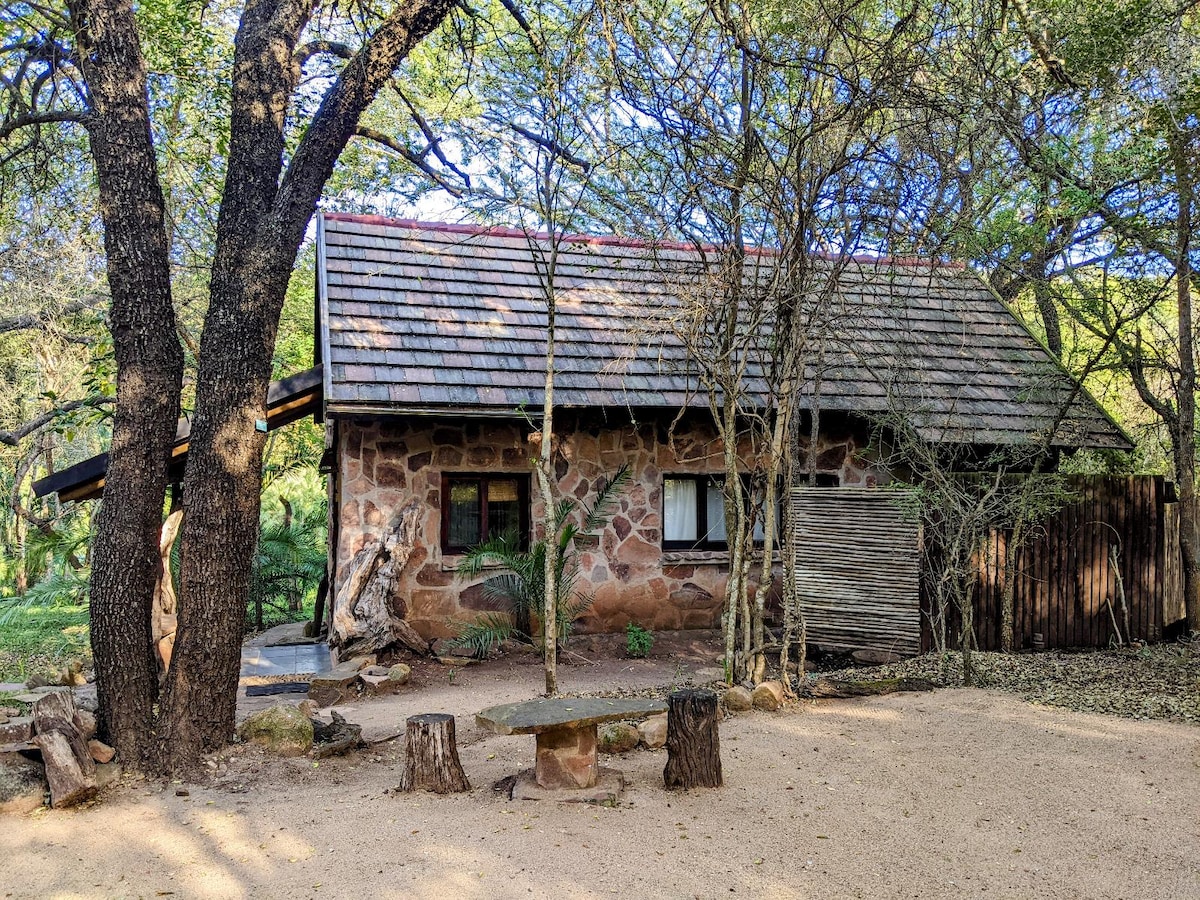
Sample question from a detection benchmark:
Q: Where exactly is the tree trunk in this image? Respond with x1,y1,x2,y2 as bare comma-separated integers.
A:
159,0,455,772
663,689,722,790
398,713,470,794
74,0,184,769
1168,130,1200,633
329,500,426,658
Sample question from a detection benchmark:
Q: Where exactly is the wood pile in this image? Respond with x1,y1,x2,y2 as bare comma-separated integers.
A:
0,690,115,810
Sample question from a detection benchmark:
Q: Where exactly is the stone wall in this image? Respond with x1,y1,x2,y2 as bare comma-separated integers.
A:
334,411,883,639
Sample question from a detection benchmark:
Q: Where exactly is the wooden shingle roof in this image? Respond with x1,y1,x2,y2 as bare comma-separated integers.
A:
317,213,1130,450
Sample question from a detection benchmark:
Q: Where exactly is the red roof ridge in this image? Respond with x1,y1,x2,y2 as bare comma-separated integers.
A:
320,212,965,270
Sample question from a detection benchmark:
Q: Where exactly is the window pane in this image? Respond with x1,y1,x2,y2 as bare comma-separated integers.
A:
704,477,726,542
448,481,480,547
664,478,698,541
487,478,521,540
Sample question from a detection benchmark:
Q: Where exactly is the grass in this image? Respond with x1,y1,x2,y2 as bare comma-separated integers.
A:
0,601,91,683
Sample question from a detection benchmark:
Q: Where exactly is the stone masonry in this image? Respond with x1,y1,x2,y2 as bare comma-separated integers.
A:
334,412,884,639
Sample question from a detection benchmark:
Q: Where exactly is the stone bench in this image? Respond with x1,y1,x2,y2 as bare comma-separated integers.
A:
476,696,666,803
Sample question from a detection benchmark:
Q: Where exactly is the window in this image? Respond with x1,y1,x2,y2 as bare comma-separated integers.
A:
441,473,530,553
663,475,771,551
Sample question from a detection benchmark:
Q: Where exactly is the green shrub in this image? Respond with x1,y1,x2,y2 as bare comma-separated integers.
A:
625,621,653,658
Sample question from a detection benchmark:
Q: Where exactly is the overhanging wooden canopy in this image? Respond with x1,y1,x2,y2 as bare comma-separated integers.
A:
32,365,324,503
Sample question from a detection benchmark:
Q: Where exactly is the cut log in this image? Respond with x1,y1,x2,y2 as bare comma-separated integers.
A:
805,677,937,699
31,691,96,808
663,689,722,790
330,501,429,658
398,713,470,794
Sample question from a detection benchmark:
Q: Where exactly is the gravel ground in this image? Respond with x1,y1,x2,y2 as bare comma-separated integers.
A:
822,641,1200,725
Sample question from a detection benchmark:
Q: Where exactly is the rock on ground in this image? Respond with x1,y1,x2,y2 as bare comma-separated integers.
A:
236,705,314,757
723,686,753,711
0,755,46,815
598,723,639,754
752,681,785,711
637,714,667,750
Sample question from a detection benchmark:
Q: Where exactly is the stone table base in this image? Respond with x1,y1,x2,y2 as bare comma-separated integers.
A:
510,767,625,805
535,724,599,788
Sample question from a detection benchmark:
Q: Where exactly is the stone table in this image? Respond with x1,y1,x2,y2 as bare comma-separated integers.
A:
476,697,666,802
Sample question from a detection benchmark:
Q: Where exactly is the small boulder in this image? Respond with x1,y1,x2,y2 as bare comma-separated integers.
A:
75,710,97,741
307,670,360,707
752,681,785,711
637,714,667,750
88,739,115,764
436,655,477,667
851,649,903,666
723,686,753,712
598,723,640,755
24,675,51,689
0,756,47,815
387,663,412,685
359,666,403,696
236,704,314,757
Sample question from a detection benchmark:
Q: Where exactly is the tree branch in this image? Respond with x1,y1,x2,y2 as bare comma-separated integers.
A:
294,40,354,66
0,397,107,446
0,109,85,142
353,125,466,197
0,295,103,334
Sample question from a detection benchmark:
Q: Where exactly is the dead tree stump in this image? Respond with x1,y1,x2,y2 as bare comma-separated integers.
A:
399,713,470,794
663,688,722,790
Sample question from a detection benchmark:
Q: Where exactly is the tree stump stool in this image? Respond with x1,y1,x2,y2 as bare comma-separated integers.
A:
663,688,722,790
399,713,470,794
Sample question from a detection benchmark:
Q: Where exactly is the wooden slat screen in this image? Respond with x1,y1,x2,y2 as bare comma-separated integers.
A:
791,487,921,655
960,476,1184,651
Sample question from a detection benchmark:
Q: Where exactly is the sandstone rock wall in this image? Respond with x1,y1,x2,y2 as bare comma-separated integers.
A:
334,412,883,638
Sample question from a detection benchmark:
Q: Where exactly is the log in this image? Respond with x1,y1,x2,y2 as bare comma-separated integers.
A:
663,689,722,790
398,713,470,794
31,690,97,808
331,501,429,657
805,677,937,699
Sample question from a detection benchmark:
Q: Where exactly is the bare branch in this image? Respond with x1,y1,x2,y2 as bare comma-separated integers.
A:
507,121,593,172
0,295,103,334
353,125,466,197
0,109,85,142
0,396,108,446
294,40,354,66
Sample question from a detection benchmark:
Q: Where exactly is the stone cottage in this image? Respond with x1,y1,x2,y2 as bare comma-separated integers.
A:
316,213,1128,640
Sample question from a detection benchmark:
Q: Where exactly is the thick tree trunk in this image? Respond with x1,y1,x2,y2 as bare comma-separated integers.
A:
160,0,455,771
74,0,184,769
399,714,470,794
1168,132,1200,633
663,689,722,790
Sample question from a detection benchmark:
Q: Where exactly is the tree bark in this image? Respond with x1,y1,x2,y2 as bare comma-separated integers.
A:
32,690,98,808
398,713,470,793
161,0,455,772
663,689,722,790
74,0,184,769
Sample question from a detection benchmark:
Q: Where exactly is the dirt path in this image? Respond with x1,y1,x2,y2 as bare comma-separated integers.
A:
3,645,1198,900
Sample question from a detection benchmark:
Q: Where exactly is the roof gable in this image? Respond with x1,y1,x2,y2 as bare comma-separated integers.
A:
317,213,1130,450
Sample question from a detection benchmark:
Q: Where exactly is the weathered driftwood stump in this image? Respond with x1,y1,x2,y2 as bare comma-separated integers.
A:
663,688,722,790
399,714,470,794
31,690,97,808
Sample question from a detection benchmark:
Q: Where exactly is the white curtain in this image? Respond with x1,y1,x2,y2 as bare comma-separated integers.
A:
704,478,726,542
664,478,698,541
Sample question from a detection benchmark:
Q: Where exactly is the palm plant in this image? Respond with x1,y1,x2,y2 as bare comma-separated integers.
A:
448,464,631,658
247,491,327,631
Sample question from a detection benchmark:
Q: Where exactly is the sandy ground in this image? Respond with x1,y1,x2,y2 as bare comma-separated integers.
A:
3,637,1199,900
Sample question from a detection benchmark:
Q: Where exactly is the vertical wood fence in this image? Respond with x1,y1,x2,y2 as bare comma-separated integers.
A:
931,476,1183,652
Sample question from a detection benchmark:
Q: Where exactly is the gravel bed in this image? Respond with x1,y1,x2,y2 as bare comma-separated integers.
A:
820,641,1200,724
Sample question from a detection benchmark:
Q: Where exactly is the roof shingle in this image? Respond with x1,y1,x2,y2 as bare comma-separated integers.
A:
317,213,1130,450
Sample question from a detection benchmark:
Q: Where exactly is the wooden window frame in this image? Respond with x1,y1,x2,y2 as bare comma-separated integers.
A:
440,472,531,554
663,473,811,551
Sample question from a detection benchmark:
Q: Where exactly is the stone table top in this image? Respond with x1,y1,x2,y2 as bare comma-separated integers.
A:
476,697,667,736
